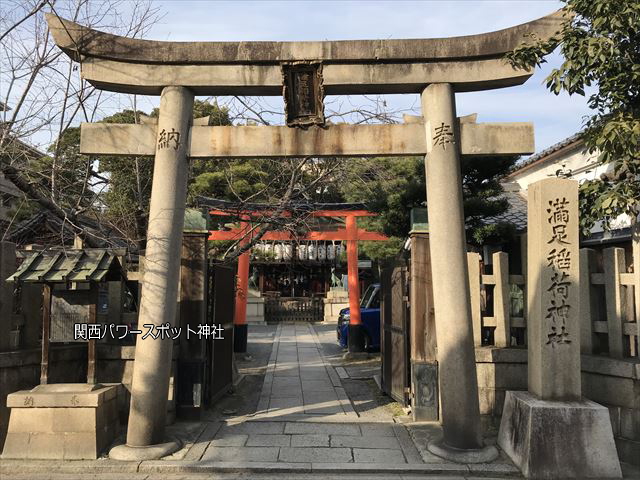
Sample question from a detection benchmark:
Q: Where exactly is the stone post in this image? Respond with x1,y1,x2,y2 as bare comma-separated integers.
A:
527,178,580,399
112,86,193,459
498,178,621,478
421,84,496,461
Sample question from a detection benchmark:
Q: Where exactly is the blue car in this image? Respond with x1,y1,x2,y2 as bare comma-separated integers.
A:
336,283,381,351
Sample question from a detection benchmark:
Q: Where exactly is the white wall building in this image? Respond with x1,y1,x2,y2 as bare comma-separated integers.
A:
505,134,634,245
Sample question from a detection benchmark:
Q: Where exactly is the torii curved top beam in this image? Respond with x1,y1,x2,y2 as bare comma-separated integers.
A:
47,11,563,64
45,11,566,95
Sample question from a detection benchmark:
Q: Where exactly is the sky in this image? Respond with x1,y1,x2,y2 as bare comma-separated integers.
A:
124,0,593,154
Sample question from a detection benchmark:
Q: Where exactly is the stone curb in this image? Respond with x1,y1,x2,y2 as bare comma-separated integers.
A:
0,459,522,476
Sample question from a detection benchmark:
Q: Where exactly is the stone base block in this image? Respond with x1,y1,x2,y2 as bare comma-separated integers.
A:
2,384,121,460
498,391,622,479
411,361,438,421
427,440,498,464
109,440,181,460
323,300,349,322
325,288,348,300
246,297,265,324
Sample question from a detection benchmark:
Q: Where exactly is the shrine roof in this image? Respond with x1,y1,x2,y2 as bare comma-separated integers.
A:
198,197,369,214
7,249,124,283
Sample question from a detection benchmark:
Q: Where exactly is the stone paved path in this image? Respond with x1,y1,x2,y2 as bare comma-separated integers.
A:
138,322,432,467
254,323,356,419
196,420,424,465
187,323,430,465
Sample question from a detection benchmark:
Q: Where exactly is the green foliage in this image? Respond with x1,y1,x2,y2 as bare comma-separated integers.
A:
471,222,517,246
97,101,232,244
461,155,518,242
189,159,271,202
98,110,154,244
507,0,640,233
27,127,93,209
207,239,235,260
341,156,425,239
340,154,519,260
360,237,405,261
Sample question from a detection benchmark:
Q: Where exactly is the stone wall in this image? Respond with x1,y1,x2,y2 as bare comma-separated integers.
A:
246,296,265,324
0,345,86,451
476,347,640,466
97,344,179,425
0,343,180,452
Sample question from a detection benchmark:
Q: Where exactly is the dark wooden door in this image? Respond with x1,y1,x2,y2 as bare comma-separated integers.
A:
380,260,410,406
207,262,236,404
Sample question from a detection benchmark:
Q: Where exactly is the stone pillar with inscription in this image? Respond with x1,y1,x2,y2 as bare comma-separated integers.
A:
110,86,194,461
528,178,581,399
498,178,621,479
421,84,498,462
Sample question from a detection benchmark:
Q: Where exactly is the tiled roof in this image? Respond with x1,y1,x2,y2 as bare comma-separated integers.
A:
483,184,528,232
7,249,124,283
6,211,132,249
508,132,584,177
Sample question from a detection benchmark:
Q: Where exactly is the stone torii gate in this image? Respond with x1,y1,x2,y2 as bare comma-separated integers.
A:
205,201,389,353
46,11,563,461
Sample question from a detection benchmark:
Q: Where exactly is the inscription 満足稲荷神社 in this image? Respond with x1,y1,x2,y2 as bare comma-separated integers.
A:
545,197,572,347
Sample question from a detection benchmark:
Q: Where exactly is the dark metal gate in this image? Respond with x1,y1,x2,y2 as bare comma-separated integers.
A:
264,296,324,322
380,260,410,406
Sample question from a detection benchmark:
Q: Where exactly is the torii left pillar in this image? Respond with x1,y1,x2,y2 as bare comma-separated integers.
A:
234,219,250,353
110,86,194,460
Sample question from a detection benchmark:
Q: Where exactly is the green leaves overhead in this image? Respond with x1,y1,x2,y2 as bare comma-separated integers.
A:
341,154,519,260
508,0,640,234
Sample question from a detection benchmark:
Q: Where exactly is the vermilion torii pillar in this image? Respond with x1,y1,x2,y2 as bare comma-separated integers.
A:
234,217,251,353
344,214,364,352
46,10,562,461
207,205,387,353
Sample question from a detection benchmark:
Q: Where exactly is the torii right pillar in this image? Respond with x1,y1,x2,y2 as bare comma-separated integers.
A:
421,84,498,462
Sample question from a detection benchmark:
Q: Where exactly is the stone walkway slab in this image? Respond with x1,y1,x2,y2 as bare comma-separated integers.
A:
201,446,279,462
278,447,352,463
252,324,357,420
330,435,402,449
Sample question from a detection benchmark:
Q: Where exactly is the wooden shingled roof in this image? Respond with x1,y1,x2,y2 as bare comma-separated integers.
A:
7,249,125,283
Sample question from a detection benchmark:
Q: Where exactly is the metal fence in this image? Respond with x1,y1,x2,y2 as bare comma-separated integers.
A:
264,296,324,322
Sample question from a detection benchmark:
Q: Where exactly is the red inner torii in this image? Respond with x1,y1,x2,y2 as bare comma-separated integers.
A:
208,207,388,353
